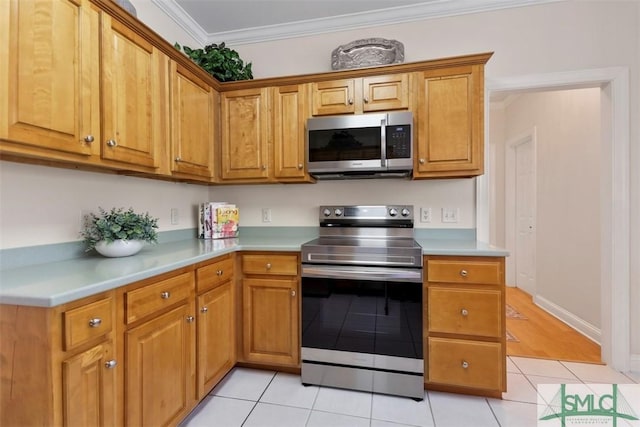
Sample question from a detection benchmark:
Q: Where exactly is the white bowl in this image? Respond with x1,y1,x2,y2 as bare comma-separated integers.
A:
95,240,143,257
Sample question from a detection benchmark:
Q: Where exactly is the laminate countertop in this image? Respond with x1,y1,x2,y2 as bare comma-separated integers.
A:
0,229,507,308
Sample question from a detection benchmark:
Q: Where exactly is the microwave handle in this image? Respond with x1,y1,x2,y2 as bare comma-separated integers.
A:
380,116,387,167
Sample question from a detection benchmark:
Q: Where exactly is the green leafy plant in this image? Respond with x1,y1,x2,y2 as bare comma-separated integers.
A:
174,42,253,82
81,207,159,251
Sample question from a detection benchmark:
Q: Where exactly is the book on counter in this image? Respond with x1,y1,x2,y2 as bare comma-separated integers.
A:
198,202,239,239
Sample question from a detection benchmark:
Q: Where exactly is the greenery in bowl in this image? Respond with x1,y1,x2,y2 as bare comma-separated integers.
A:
81,207,159,251
174,42,253,82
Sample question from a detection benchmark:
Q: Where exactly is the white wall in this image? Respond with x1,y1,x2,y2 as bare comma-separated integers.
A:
492,88,601,329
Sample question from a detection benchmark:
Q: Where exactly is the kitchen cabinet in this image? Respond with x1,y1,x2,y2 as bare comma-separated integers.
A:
272,84,313,182
120,270,197,426
414,65,484,178
100,13,168,171
0,292,117,426
195,255,236,398
170,61,217,181
424,256,506,397
240,253,300,367
0,0,101,162
219,88,271,181
312,74,409,116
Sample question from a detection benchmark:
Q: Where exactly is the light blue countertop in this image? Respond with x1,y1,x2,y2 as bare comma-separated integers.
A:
0,228,507,308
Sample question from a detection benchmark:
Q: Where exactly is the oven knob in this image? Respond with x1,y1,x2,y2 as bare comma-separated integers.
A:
388,208,398,217
401,208,410,217
334,208,343,217
322,208,332,217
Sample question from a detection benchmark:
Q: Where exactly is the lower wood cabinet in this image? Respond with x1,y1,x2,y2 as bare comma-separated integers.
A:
240,252,300,367
424,255,506,397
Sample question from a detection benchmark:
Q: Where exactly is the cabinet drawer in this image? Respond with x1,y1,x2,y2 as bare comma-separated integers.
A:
242,254,298,276
125,272,193,324
197,257,234,293
428,337,503,390
63,297,114,350
428,287,502,338
427,258,502,285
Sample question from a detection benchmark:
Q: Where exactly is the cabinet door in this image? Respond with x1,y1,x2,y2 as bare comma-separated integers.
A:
415,66,483,178
0,0,100,158
242,278,299,366
101,15,166,169
312,79,355,115
126,303,196,427
197,281,235,398
62,340,116,427
273,84,310,181
171,62,215,180
220,88,270,180
362,74,409,112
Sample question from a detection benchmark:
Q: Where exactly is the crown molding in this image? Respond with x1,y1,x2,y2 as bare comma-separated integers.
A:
153,0,561,46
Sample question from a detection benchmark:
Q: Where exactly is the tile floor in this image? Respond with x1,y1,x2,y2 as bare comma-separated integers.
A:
180,357,639,427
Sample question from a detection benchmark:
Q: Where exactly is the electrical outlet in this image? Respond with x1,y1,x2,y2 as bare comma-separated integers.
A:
420,207,432,223
442,207,459,223
170,208,179,225
262,208,272,223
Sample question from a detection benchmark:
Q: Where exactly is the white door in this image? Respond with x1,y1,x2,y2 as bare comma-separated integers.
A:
514,138,536,295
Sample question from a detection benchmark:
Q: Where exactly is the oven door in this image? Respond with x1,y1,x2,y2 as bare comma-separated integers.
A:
301,264,423,363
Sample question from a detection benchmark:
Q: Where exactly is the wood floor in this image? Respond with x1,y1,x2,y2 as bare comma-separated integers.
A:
506,286,602,364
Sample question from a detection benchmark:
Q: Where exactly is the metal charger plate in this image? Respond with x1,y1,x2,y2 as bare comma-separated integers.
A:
331,38,404,70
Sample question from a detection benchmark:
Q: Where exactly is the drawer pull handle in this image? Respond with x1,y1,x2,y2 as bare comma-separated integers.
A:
186,316,195,323
105,360,117,369
84,135,94,143
201,307,208,314
461,361,469,369
88,318,102,328
161,291,171,299
460,270,468,277
266,263,272,270
216,270,223,276
461,309,469,317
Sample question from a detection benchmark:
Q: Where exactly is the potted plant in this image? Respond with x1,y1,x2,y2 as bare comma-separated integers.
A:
174,42,253,82
81,207,159,257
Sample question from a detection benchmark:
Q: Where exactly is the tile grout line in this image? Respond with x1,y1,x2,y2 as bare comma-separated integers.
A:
240,371,278,427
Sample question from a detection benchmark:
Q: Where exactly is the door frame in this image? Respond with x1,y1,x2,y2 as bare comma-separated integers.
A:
504,127,537,291
476,67,630,371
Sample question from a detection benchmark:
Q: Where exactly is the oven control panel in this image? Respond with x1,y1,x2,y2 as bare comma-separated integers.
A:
319,205,413,221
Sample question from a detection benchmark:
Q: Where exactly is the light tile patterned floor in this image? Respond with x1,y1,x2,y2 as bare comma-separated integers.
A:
180,357,639,427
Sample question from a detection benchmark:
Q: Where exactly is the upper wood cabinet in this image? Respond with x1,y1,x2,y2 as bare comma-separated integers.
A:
170,61,216,181
272,84,313,182
100,14,167,171
0,0,101,161
219,87,271,181
414,65,484,178
312,74,409,116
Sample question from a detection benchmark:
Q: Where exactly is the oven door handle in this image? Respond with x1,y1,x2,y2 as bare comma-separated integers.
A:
301,264,422,283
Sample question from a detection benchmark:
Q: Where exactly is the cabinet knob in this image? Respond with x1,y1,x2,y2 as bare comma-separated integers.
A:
419,158,425,164
347,98,354,105
105,360,117,369
216,269,223,276
175,156,181,162
161,291,171,299
261,165,267,170
88,318,102,328
201,307,208,313
363,97,369,103
84,135,94,143
461,360,469,369
297,164,303,170
106,139,117,147
461,308,469,317
266,263,272,270
291,289,296,297
460,270,468,277
186,315,195,323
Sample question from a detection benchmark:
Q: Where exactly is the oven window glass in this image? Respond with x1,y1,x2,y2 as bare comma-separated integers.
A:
302,278,422,359
308,127,381,162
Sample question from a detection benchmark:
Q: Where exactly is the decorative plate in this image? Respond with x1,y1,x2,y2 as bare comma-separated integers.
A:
331,38,405,70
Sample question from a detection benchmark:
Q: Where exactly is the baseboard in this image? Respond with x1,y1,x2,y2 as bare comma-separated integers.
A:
533,294,602,344
630,354,640,374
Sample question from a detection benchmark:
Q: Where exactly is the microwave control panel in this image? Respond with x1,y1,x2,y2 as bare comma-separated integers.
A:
386,124,412,159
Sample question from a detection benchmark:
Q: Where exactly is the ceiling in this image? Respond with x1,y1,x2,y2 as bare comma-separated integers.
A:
152,0,560,45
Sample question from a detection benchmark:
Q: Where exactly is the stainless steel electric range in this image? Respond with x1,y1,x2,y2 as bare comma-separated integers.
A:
300,205,424,399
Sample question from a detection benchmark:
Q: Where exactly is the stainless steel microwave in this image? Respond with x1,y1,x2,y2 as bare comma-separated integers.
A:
306,111,413,179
